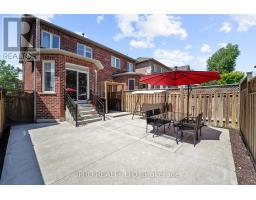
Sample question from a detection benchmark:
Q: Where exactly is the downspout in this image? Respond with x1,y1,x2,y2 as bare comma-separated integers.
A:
33,18,39,122
34,61,37,122
95,69,97,95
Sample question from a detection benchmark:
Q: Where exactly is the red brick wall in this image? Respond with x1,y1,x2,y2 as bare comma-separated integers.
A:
23,61,34,92
113,75,140,91
35,54,97,120
39,22,135,82
23,18,137,120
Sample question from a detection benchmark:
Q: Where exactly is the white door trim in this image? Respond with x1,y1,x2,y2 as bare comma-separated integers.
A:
128,78,135,91
65,63,90,101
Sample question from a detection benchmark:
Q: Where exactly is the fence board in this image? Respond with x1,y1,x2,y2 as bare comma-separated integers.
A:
0,89,6,138
123,85,240,129
240,76,256,162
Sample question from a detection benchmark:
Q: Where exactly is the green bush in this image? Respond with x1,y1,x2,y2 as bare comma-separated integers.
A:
219,71,244,85
202,71,244,86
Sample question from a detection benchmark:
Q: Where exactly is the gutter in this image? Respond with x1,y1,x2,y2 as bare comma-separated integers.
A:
112,72,143,77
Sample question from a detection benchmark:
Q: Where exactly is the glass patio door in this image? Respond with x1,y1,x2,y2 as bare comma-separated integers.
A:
66,69,88,101
78,72,87,100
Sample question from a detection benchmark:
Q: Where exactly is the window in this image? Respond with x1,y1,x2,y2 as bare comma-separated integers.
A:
152,64,160,73
85,46,93,58
111,56,121,69
42,61,55,92
127,62,133,72
128,79,135,90
41,31,60,48
77,43,93,59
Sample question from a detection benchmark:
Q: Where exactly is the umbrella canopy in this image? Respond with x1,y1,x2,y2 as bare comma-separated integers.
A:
139,70,220,86
66,88,77,93
139,70,220,118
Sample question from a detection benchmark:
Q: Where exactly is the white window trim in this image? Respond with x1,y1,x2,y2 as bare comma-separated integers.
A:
42,60,55,94
41,30,60,49
152,64,156,73
127,62,133,72
128,78,135,91
77,43,93,59
111,56,121,69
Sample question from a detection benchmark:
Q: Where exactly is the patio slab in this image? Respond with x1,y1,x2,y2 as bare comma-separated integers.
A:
0,115,237,185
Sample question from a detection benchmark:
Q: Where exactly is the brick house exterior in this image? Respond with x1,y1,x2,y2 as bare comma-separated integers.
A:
21,15,139,121
135,57,172,89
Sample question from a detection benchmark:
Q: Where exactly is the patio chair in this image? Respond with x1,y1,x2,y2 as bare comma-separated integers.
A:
166,103,173,112
152,108,169,137
178,113,203,146
145,110,154,133
183,114,204,136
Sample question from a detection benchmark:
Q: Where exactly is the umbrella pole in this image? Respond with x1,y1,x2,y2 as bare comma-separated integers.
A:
187,85,190,121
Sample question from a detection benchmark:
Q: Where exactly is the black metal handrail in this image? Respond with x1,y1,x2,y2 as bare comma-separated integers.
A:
90,90,105,121
64,90,78,127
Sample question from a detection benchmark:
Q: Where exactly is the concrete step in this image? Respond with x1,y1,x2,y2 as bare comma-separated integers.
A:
78,117,103,126
77,103,93,107
79,109,97,115
106,112,130,118
79,114,99,119
78,105,95,112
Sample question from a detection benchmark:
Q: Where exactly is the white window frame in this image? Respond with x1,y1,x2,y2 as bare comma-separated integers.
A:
42,60,55,93
76,43,93,59
41,30,60,49
128,78,135,91
65,63,90,101
111,56,121,69
127,62,134,72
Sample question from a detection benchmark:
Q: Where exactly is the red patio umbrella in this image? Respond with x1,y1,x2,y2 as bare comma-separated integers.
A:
139,70,220,118
66,88,77,93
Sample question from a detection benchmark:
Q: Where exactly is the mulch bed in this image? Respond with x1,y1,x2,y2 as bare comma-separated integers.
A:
0,126,10,179
229,128,256,185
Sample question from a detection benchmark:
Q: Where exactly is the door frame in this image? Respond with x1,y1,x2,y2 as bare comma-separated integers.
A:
128,78,135,91
65,63,90,101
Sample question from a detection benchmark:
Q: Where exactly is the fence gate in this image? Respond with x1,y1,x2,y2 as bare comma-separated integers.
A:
108,91,122,112
5,92,34,123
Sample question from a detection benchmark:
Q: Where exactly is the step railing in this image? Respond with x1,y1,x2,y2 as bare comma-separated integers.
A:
90,90,105,121
64,90,78,127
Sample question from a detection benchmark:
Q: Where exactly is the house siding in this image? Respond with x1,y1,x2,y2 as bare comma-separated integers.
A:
35,54,97,120
22,17,139,120
39,23,136,82
113,75,140,91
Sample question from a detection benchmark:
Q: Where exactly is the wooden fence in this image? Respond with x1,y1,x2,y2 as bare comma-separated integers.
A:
5,92,34,123
240,76,256,162
122,84,240,129
0,89,6,138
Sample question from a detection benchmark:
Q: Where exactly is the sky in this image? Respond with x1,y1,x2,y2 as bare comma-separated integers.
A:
0,14,256,72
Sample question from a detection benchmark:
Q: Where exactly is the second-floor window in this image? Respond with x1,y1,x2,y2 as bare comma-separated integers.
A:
77,43,93,59
41,31,60,48
111,56,120,69
152,64,160,73
127,62,133,72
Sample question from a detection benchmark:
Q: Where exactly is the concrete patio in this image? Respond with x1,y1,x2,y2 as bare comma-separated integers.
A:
0,115,237,184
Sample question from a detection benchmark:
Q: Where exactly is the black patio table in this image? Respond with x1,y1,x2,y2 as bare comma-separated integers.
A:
149,111,189,136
